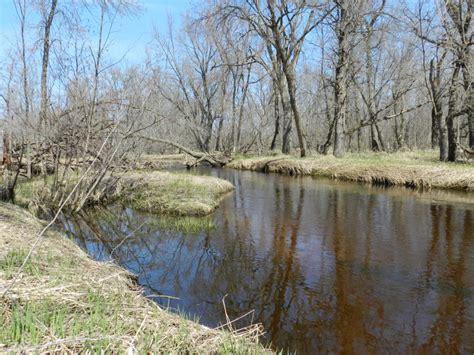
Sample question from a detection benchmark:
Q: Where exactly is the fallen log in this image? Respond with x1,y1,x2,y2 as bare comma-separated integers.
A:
456,143,474,160
138,136,232,167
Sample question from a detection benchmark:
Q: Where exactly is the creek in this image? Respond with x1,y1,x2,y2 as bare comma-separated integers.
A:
62,167,474,353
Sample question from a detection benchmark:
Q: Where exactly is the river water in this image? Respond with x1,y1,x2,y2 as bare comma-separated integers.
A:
63,168,474,353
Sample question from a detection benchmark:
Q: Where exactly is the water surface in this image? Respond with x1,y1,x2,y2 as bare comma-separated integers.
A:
63,168,474,353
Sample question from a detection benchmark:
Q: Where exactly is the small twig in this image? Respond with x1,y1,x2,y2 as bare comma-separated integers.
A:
126,315,148,354
221,294,232,329
215,309,257,331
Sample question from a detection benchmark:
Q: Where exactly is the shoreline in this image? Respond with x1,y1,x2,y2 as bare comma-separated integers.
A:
3,151,472,351
15,170,235,217
227,152,474,192
119,171,235,216
0,202,267,353
1,170,266,353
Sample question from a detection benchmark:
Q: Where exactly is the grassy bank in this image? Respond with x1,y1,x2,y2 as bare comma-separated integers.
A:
119,171,234,216
228,151,474,192
15,171,234,217
0,203,267,353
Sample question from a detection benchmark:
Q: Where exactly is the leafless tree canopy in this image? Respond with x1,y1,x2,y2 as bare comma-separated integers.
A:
0,0,472,203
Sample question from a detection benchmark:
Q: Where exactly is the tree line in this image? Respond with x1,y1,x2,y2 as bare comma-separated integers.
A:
0,0,472,204
153,0,472,161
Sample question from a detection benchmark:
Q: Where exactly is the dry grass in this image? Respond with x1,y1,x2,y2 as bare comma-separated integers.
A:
15,171,235,217
0,203,267,353
134,154,188,170
118,171,235,216
228,151,474,192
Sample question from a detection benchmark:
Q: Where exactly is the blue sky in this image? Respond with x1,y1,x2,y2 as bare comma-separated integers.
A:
0,0,195,65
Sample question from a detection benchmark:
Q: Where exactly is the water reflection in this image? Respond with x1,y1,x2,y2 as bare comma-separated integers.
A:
62,169,474,353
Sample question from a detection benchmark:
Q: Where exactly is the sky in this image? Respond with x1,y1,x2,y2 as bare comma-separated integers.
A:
0,0,195,65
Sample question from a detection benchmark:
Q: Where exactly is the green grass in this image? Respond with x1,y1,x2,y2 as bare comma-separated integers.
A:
0,291,202,352
157,216,216,234
14,173,86,216
120,171,234,216
15,170,235,218
2,296,100,347
14,177,50,210
1,274,265,353
0,203,267,353
0,251,39,279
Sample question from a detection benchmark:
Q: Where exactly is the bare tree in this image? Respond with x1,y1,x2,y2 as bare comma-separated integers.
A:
333,0,359,157
39,0,58,128
412,0,473,161
217,0,332,157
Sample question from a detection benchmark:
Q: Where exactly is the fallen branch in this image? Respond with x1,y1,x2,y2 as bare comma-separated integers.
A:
138,136,232,167
457,143,474,159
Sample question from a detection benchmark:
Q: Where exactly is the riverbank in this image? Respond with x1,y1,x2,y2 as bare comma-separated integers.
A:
228,151,474,192
15,171,234,217
0,203,266,353
120,171,234,216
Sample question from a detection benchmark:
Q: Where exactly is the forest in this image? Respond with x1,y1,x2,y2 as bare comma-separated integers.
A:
0,0,473,353
0,0,472,205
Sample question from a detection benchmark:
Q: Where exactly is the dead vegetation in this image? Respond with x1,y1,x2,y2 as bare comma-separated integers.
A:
138,137,233,167
0,203,267,353
228,151,474,191
119,171,235,216
133,154,188,170
15,170,235,217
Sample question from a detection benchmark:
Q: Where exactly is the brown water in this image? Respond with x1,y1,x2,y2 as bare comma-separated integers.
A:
63,168,474,353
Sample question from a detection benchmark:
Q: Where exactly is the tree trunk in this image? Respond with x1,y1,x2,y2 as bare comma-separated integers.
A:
395,115,406,149
446,115,457,162
284,69,307,157
277,73,292,154
281,112,292,154
462,56,473,149
439,117,448,161
26,141,32,179
429,56,447,160
203,120,213,152
236,65,251,151
431,106,440,149
39,0,58,127
370,123,379,151
375,122,385,151
215,116,224,151
321,116,335,154
333,103,346,157
333,12,349,158
270,86,281,151
469,111,474,149
1,132,14,202
231,78,238,152
447,64,461,162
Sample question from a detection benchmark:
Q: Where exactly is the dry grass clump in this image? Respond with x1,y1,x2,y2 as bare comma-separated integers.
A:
119,171,235,216
0,203,267,353
228,151,474,191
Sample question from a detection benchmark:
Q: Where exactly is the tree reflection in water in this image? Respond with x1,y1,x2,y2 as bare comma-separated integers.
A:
63,168,474,353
